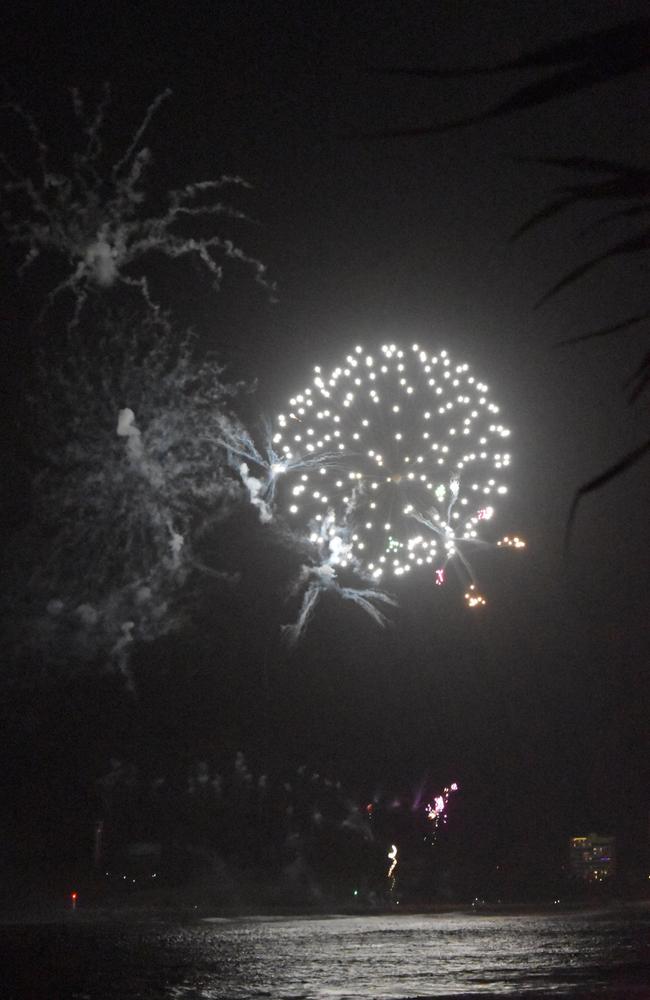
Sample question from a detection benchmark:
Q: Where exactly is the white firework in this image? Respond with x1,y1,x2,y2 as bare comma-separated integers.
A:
1,87,271,326
3,312,239,670
271,343,513,594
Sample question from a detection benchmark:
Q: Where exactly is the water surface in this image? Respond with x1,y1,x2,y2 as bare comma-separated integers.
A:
3,906,649,998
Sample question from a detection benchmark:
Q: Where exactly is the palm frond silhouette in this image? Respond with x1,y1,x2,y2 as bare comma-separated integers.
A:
364,20,649,536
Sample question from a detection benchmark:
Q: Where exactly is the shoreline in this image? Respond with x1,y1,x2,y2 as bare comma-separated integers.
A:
1,898,648,926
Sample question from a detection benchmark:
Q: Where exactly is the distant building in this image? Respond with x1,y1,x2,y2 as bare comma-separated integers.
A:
570,833,616,883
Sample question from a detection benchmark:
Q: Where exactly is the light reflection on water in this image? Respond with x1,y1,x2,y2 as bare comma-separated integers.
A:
3,906,650,999
170,910,650,998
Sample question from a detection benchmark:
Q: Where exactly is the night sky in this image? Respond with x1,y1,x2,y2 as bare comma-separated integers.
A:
1,1,648,893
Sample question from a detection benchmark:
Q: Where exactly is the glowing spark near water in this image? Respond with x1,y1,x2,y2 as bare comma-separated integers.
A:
387,843,398,896
387,843,398,879
271,343,518,603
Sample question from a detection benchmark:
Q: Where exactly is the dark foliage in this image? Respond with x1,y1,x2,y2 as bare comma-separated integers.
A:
364,20,649,527
363,20,650,136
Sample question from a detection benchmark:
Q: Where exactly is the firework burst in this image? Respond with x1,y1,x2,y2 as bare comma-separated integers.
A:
1,87,271,326
4,312,238,668
271,343,519,602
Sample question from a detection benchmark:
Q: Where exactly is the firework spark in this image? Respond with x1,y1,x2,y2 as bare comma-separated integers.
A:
498,535,526,548
425,782,458,842
387,843,398,896
464,584,487,608
281,517,397,645
271,343,517,600
1,87,271,326
4,313,238,669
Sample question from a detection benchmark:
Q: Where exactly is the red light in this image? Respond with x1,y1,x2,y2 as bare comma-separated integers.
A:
71,892,77,900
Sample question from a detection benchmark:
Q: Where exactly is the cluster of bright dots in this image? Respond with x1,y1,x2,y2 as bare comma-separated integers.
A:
464,585,487,608
425,782,458,841
497,535,526,549
272,343,513,585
